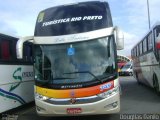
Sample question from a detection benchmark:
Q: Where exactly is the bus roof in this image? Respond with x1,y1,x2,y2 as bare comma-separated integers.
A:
131,21,160,50
0,33,18,40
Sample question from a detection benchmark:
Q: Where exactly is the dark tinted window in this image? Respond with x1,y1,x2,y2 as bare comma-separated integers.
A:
1,40,11,60
0,34,33,64
23,43,33,62
35,1,112,36
143,39,147,53
137,46,139,56
139,42,143,55
147,32,153,50
154,25,160,37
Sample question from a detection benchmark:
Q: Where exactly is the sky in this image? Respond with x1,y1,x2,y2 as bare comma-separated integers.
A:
0,0,160,56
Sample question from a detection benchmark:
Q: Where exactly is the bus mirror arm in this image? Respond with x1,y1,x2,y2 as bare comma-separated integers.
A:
16,36,34,59
114,26,124,50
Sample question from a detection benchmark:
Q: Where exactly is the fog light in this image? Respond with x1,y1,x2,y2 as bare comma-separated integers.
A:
112,101,118,108
35,93,49,101
104,101,118,109
36,106,46,111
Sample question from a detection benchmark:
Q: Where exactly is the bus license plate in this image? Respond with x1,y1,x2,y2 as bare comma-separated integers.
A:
66,108,82,114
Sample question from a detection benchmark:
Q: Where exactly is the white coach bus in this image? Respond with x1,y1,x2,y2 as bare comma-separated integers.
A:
16,1,124,116
131,22,160,95
0,33,34,113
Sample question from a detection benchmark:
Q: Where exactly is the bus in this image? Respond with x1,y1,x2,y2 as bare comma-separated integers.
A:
16,1,124,116
117,55,131,75
0,33,34,113
131,22,160,95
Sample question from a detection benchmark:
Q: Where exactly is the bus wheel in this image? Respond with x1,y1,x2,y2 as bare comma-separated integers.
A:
136,72,140,84
129,72,133,76
153,75,160,95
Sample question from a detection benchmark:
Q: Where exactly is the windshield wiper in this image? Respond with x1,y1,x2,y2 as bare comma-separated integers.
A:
100,73,117,82
52,77,76,80
63,71,103,83
36,77,75,86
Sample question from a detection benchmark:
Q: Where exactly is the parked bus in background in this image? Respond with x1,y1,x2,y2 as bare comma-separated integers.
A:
16,1,124,116
0,33,34,113
131,22,160,95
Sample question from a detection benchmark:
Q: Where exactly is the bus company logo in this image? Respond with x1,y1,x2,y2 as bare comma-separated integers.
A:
13,67,34,79
38,12,45,23
70,90,77,104
22,71,34,78
100,83,112,91
70,90,75,98
9,67,34,92
70,98,77,104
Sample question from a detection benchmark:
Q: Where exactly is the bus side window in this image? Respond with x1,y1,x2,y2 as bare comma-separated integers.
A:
154,26,160,44
147,32,153,50
0,39,1,59
136,46,139,56
155,26,160,37
23,44,33,63
139,42,143,55
143,39,147,53
153,26,160,60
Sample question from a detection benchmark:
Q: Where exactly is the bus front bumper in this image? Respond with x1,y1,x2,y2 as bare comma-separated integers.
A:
35,92,120,116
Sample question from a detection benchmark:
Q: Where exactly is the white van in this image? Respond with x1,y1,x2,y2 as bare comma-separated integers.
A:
119,62,133,76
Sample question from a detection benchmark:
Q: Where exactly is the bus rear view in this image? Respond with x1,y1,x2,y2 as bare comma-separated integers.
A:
16,1,124,116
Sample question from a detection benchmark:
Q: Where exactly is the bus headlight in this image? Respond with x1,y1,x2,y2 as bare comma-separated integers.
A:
35,93,49,101
97,86,119,98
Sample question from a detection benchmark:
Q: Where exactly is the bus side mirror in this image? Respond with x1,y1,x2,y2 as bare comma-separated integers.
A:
115,27,124,50
16,36,34,59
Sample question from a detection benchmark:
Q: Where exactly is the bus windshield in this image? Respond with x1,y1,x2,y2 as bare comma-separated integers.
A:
122,62,132,69
122,65,131,69
34,35,116,86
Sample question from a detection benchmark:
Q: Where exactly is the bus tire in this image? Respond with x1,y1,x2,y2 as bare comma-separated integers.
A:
153,75,160,95
136,72,140,84
129,72,133,76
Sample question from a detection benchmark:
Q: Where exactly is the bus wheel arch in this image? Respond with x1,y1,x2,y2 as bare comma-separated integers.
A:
153,74,160,95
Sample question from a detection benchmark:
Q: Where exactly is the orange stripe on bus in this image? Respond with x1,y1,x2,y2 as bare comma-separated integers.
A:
36,81,114,99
